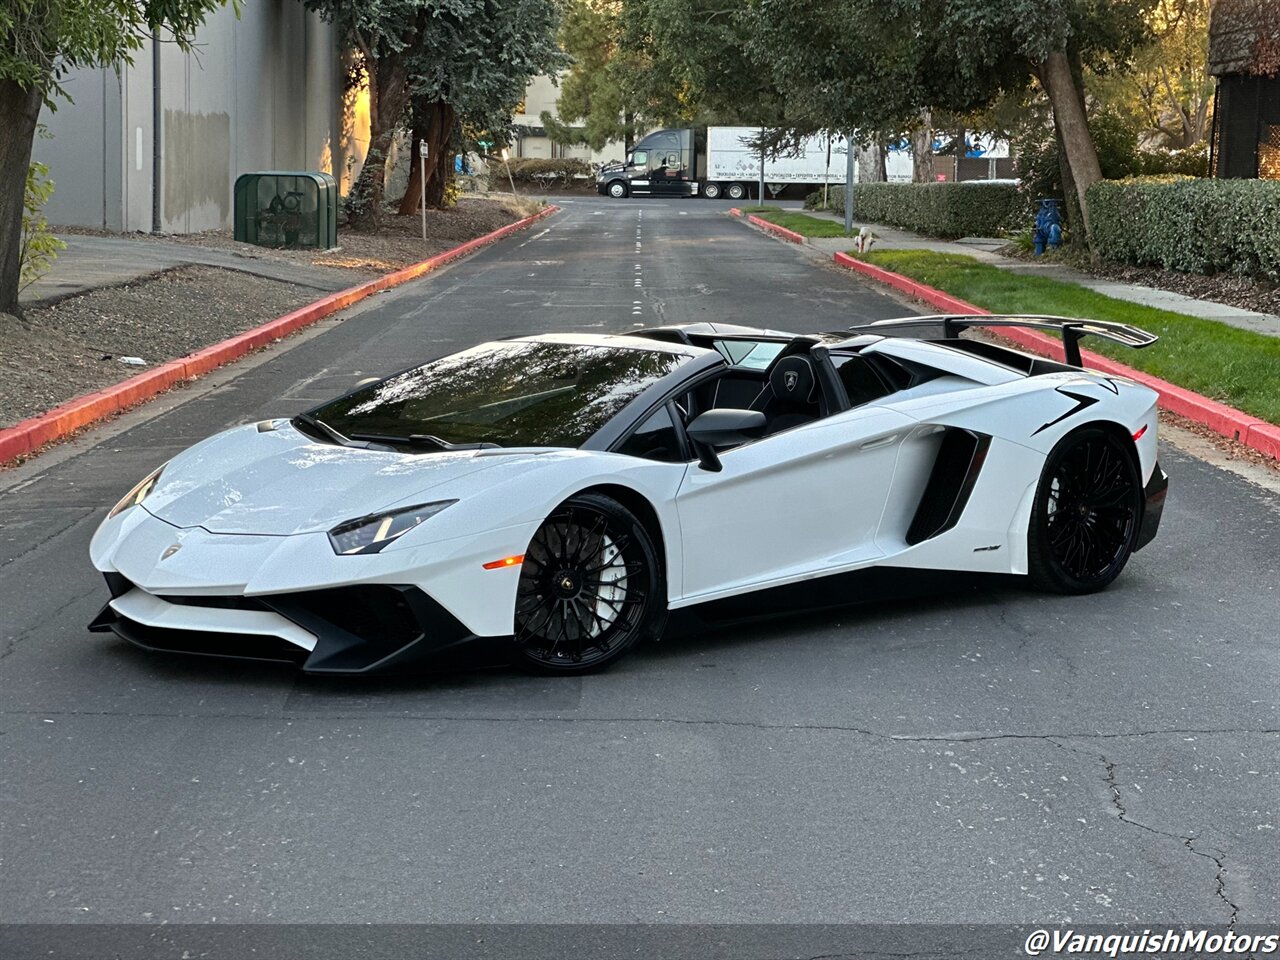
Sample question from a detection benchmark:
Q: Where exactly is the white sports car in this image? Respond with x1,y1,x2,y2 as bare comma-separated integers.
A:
89,316,1168,674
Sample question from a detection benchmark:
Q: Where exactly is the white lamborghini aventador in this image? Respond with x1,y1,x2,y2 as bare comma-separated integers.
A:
89,316,1168,674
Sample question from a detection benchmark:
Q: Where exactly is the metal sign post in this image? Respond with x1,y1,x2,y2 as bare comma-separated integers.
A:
419,139,429,241
844,131,855,234
758,137,766,206
501,149,519,199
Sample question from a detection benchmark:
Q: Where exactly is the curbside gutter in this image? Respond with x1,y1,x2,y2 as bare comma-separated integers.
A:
0,204,560,466
832,251,1280,460
727,207,808,245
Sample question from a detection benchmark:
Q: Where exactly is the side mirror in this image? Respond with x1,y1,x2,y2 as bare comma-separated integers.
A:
686,409,766,471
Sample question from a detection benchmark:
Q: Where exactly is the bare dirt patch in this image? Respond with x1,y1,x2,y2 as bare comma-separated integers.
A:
1090,263,1280,319
0,266,318,428
134,196,526,276
4,197,541,432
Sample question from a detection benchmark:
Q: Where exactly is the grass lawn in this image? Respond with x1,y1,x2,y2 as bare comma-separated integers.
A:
856,250,1280,425
740,206,853,238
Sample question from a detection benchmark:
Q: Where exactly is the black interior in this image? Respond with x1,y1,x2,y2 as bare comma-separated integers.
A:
748,355,826,436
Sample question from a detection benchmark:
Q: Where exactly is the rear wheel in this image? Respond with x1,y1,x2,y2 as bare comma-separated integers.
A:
726,182,747,201
703,181,722,199
515,493,664,674
607,180,628,199
1028,426,1142,594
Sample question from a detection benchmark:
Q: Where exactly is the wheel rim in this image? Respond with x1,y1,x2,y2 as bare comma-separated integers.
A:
1044,436,1139,582
728,184,744,199
610,182,625,197
516,504,648,666
705,184,720,198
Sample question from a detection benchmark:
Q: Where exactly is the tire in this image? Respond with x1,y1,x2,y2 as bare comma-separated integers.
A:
1027,426,1143,594
703,181,722,199
726,182,746,200
514,493,665,674
607,180,628,199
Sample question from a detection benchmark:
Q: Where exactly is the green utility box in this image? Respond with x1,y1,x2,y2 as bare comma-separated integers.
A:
234,171,338,249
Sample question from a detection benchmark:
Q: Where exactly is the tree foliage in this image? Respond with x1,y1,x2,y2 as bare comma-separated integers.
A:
306,0,562,224
545,0,784,153
1091,0,1213,149
19,159,65,290
0,0,230,94
541,0,644,151
404,0,564,210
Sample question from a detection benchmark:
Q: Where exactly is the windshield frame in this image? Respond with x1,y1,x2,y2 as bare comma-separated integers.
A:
297,337,722,454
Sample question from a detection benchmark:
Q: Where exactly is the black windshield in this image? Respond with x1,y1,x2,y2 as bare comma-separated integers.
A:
308,341,689,449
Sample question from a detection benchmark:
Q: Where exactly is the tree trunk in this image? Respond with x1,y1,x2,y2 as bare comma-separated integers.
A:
857,141,886,182
399,100,457,214
347,52,410,232
0,80,46,315
911,110,935,182
1054,115,1084,243
1039,50,1104,243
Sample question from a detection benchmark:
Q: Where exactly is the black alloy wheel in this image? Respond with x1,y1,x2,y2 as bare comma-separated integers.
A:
515,493,663,673
1029,426,1143,594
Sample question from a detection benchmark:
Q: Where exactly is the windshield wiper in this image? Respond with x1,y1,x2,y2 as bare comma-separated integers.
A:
294,412,351,446
348,433,501,452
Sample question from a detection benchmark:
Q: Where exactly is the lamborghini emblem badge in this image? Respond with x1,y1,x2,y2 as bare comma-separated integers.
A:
784,371,799,392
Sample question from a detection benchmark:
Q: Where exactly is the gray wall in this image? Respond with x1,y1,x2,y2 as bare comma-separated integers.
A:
34,0,347,234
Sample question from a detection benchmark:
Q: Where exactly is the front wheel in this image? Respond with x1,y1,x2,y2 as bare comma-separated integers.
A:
703,181,722,199
726,182,747,201
607,180,628,199
514,493,664,674
1028,426,1142,594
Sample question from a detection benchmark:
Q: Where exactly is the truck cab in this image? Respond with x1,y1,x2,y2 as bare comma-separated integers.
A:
596,128,699,199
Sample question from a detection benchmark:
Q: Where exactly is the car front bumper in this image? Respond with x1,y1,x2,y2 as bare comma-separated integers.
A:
88,574,487,673
87,505,534,673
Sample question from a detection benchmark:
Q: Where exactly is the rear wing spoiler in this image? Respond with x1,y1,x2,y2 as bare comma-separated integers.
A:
846,314,1158,367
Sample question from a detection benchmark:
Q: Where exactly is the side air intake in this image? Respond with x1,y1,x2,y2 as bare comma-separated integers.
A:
906,429,991,546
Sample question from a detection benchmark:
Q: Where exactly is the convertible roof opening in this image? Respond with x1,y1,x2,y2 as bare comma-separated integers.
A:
305,339,693,450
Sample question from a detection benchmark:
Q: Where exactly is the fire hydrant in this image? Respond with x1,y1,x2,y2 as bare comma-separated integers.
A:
1033,198,1063,255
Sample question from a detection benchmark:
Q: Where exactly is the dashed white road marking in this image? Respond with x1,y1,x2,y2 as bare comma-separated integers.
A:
518,227,551,248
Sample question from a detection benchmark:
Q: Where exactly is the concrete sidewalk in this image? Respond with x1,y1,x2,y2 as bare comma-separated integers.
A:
20,234,356,306
798,211,1280,338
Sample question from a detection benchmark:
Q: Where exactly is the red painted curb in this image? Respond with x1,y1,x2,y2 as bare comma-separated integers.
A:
832,251,1279,460
746,214,806,245
0,204,560,466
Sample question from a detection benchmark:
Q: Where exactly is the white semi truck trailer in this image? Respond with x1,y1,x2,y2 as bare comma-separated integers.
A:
596,127,906,200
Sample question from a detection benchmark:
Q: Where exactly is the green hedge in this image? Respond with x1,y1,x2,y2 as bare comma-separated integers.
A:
806,182,1028,239
1088,178,1280,280
487,157,592,185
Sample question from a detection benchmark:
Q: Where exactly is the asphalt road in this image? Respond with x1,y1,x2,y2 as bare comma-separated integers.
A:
2,198,1278,955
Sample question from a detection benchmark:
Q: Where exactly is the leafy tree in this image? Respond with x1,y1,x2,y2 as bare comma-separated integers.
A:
749,0,1152,244
1091,0,1212,149
304,0,425,229
546,0,786,155
399,0,564,213
541,0,645,152
307,0,562,224
0,0,230,313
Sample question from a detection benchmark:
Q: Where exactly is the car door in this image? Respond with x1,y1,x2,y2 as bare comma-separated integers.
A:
674,402,916,603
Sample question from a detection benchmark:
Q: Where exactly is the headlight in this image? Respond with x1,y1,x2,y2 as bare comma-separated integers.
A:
107,465,166,518
328,500,457,555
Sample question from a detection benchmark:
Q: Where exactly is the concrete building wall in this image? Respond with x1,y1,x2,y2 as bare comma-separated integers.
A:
511,73,626,166
34,0,348,234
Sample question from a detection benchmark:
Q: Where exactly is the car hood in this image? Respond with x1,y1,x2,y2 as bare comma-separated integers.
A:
143,422,519,535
